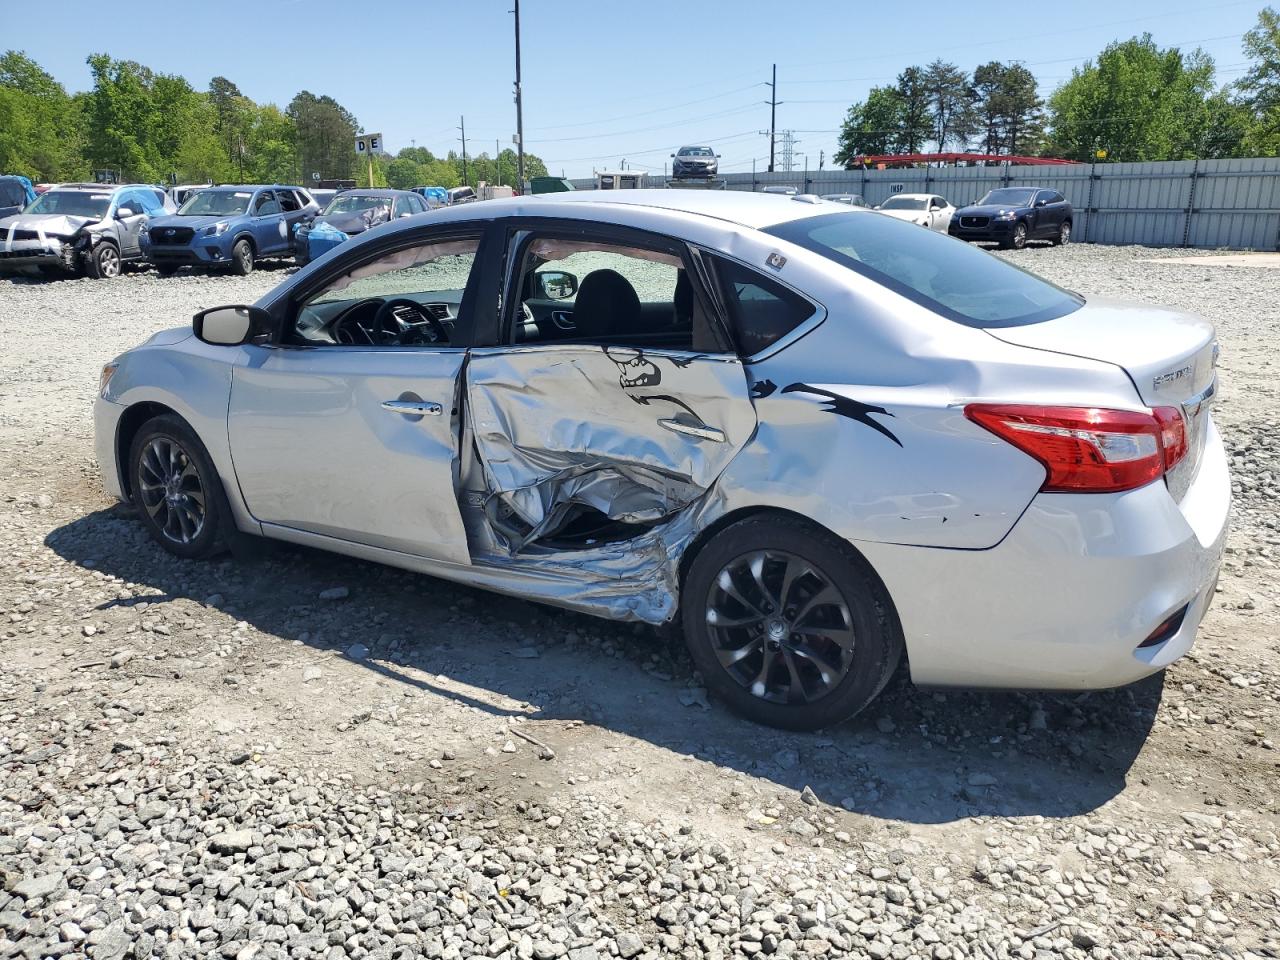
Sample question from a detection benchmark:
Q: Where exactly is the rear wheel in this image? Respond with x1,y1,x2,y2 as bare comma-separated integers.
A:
128,415,231,560
87,242,121,279
681,515,902,731
230,239,254,275
1054,220,1072,245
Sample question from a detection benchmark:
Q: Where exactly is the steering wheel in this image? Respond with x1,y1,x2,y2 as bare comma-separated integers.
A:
330,298,448,346
331,298,391,345
374,298,449,345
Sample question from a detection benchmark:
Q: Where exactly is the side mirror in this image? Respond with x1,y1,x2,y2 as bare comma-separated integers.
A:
670,153,675,158
1034,199,1047,207
115,207,134,219
193,305,272,346
715,154,721,159
536,270,578,301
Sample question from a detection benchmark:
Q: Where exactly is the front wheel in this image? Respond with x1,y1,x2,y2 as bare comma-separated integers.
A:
87,242,121,279
681,515,903,731
230,239,254,275
1053,221,1072,245
129,415,231,560
1002,222,1028,250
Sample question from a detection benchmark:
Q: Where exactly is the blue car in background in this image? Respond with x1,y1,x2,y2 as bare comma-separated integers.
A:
0,175,36,219
141,184,318,274
294,188,430,264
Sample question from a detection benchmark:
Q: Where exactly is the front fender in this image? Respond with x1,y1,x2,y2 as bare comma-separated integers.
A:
105,339,259,535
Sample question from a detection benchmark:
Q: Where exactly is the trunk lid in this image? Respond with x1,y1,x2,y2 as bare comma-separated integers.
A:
986,297,1218,501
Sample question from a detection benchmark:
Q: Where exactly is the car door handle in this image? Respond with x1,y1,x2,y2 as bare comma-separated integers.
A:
382,399,442,416
658,418,725,443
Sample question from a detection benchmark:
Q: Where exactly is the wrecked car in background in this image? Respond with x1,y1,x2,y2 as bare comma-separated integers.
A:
0,175,36,219
0,183,172,278
141,185,318,275
293,189,430,265
94,191,1229,730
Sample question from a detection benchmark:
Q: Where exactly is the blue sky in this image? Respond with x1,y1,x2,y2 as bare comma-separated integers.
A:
15,0,1269,178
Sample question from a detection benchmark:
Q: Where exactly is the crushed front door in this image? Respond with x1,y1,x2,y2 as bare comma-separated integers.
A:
465,343,756,551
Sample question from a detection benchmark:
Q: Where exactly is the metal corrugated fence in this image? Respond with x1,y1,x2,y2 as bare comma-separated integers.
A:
567,157,1280,250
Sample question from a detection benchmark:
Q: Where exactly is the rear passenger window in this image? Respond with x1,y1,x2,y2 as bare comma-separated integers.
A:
278,190,301,212
713,257,816,355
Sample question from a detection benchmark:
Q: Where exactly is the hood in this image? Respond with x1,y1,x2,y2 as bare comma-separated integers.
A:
316,207,390,235
147,213,229,231
956,204,1024,217
142,326,193,348
878,208,929,223
0,213,99,237
986,297,1216,408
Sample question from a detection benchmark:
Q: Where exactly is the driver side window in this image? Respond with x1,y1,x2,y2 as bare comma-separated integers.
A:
291,236,480,348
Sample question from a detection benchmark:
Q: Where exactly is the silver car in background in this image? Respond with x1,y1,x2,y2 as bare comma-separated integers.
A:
94,191,1229,730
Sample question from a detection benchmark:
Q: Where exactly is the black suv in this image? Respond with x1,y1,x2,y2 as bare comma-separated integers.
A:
949,187,1073,249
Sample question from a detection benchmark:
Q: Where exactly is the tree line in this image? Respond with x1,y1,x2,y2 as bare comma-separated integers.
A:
0,51,548,189
835,7,1280,165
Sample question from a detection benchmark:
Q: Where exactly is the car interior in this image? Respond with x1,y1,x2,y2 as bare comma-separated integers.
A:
511,237,722,352
289,239,480,347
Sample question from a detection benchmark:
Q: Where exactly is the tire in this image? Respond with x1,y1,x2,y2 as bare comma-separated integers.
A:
1001,222,1028,250
230,239,254,276
128,415,232,560
1053,220,1072,245
87,242,121,279
680,514,903,731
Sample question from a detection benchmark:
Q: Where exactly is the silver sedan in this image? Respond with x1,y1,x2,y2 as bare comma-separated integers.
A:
94,191,1229,730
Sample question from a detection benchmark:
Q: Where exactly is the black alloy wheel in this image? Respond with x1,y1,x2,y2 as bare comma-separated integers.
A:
681,514,903,731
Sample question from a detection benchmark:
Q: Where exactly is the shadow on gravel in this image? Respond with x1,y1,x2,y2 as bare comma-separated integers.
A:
46,506,1163,826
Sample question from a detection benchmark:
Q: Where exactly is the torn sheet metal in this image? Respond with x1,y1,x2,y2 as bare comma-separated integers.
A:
465,344,755,551
473,492,722,623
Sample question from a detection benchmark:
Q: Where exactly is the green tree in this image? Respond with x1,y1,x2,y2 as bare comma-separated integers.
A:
0,51,85,180
972,62,1044,155
244,104,297,184
835,86,906,165
209,76,252,178
923,59,977,150
288,91,359,182
1238,6,1280,154
1046,35,1222,161
894,67,934,153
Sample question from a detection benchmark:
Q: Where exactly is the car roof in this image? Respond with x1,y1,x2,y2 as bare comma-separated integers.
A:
48,183,154,193
426,189,855,231
885,193,938,199
196,184,294,192
334,188,410,198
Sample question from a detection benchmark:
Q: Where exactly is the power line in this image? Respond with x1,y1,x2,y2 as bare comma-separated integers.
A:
527,102,764,144
530,82,764,133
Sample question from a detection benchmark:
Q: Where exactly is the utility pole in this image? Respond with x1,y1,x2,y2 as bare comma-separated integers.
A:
496,139,502,186
767,63,778,173
513,0,525,191
458,115,468,187
818,149,824,172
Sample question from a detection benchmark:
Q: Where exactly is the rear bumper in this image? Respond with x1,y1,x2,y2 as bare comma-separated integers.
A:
861,418,1231,690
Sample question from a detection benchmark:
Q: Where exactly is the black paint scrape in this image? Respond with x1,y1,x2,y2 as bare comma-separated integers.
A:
781,383,902,447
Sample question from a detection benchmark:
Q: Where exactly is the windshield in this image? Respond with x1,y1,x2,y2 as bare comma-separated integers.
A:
978,188,1036,207
25,191,111,218
324,195,393,216
178,190,252,216
879,196,926,211
679,147,714,156
767,212,1083,328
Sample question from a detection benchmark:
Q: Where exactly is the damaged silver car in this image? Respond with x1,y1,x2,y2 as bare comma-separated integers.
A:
0,183,173,278
95,191,1229,729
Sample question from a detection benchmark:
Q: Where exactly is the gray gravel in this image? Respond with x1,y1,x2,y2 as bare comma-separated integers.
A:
2,248,1279,959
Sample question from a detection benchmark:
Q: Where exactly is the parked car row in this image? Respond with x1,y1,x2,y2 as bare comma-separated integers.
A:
753,186,1075,249
0,180,485,280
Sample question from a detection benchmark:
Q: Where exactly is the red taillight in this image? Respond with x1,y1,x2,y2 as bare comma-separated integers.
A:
964,403,1187,493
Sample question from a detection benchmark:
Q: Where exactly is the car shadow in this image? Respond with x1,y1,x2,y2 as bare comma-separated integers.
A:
45,507,1163,826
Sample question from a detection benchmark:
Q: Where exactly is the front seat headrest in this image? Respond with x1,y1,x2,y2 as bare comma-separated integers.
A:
572,268,641,339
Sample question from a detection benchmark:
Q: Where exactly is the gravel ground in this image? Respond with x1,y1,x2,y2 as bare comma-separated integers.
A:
0,245,1278,960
